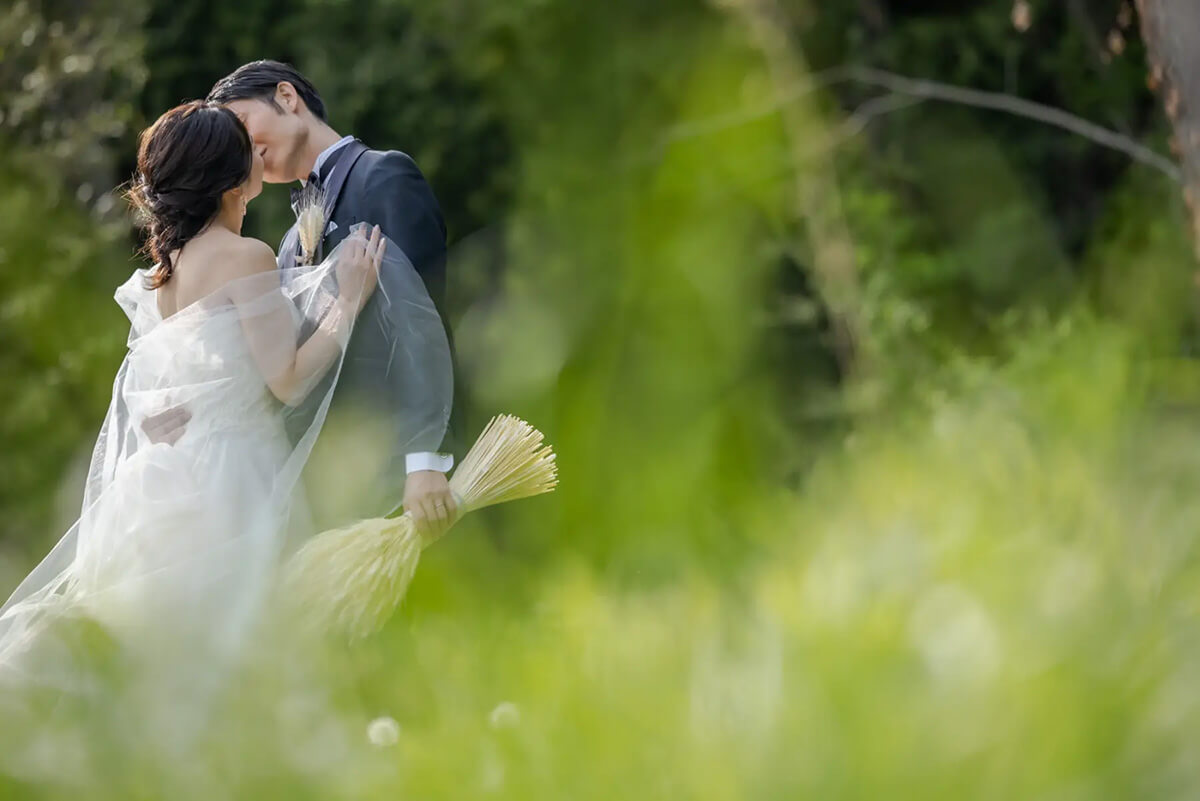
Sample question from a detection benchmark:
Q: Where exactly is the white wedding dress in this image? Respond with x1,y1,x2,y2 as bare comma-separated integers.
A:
0,230,450,736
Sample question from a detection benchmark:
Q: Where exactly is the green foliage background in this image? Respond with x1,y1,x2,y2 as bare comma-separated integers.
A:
4,0,1200,797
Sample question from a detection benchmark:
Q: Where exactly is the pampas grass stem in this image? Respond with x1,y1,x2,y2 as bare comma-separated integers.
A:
282,415,557,638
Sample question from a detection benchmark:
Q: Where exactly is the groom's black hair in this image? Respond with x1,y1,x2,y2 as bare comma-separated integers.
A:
207,60,327,121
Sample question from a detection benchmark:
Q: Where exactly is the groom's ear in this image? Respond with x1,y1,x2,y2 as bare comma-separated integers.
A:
274,81,301,115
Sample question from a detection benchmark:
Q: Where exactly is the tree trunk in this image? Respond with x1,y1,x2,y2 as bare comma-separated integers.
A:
1138,0,1200,248
728,0,870,379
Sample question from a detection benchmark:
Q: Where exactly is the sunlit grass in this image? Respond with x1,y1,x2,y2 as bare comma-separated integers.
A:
4,313,1200,800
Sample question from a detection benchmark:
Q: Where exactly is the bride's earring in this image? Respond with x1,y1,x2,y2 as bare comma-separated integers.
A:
240,194,247,216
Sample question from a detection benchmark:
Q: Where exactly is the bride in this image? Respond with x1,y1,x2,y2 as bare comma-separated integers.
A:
0,101,444,741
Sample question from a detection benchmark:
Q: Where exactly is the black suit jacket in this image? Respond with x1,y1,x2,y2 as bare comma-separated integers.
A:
279,142,457,519
321,146,448,315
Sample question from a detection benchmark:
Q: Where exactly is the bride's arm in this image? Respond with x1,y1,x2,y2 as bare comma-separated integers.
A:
232,228,384,406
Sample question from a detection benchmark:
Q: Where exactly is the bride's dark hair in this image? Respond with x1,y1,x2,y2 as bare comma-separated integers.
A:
128,101,253,289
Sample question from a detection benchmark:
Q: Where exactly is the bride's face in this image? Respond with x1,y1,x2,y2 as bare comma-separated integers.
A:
223,145,264,213
244,146,265,201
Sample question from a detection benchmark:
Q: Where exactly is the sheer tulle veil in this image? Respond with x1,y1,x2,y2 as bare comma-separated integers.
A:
0,226,451,700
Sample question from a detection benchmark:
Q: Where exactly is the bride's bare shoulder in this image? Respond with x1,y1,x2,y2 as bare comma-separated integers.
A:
212,237,278,281
230,237,277,273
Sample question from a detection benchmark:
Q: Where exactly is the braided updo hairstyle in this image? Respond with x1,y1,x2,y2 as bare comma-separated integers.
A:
128,101,254,289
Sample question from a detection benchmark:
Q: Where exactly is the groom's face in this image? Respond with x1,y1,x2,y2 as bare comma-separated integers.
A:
226,94,306,185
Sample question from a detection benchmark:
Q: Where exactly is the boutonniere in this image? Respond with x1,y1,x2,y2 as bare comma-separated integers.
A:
294,182,328,266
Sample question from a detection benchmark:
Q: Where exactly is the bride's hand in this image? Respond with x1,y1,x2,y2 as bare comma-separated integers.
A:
336,224,385,311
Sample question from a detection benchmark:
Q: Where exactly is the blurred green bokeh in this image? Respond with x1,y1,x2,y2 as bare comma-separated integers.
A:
5,0,1200,798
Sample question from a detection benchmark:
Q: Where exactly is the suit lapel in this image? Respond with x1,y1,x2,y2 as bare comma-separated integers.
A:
323,140,369,212
316,141,369,262
278,223,301,271
280,140,370,268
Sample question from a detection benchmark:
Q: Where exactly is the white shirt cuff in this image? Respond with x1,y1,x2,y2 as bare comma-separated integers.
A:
406,452,454,474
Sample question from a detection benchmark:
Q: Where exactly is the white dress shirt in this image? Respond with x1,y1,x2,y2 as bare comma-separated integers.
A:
303,135,453,476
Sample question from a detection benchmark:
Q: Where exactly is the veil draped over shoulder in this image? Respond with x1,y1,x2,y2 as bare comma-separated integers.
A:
0,226,451,701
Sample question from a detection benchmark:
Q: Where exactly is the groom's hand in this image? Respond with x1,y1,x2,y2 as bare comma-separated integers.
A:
405,470,458,541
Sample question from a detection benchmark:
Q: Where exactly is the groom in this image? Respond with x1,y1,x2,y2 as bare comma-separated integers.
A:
207,61,458,540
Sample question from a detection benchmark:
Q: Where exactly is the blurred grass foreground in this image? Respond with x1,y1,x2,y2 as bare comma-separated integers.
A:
5,1,1200,799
